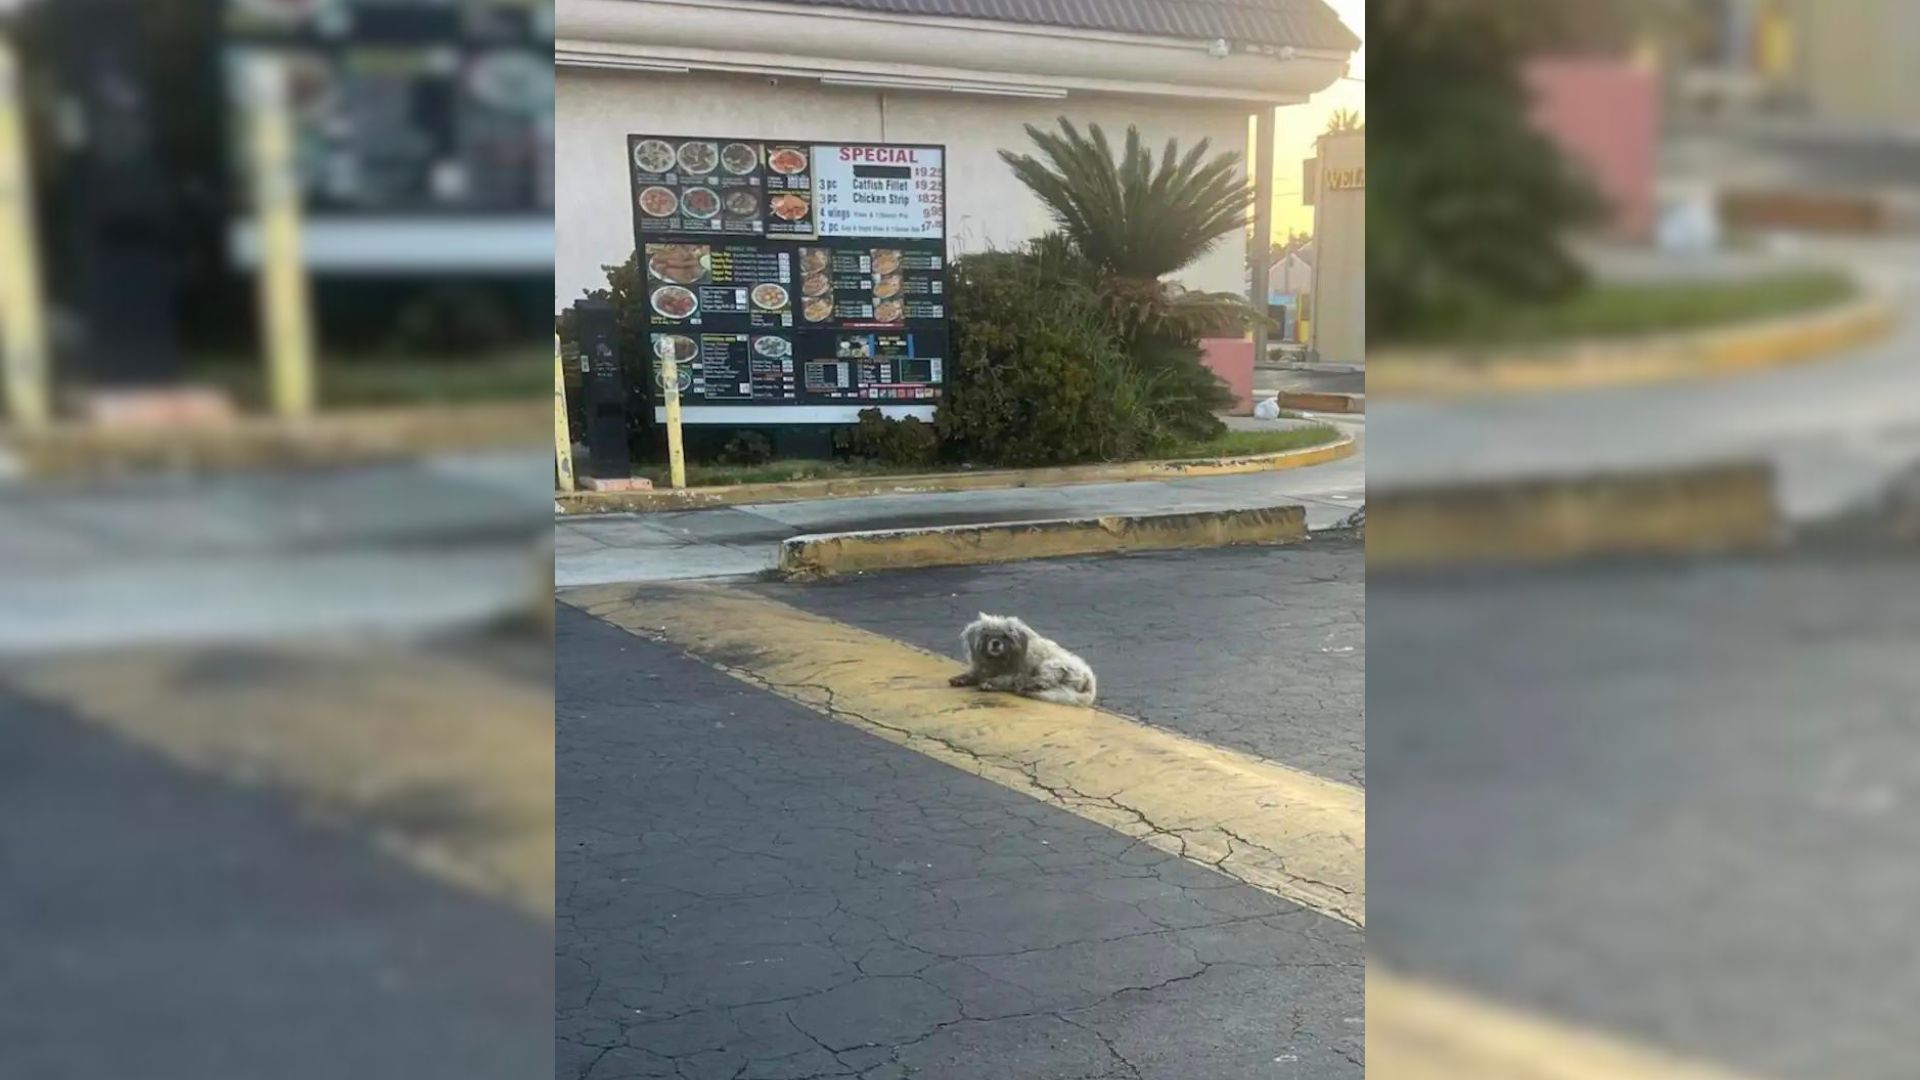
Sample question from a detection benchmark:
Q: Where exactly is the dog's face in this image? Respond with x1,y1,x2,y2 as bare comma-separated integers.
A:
963,614,1029,664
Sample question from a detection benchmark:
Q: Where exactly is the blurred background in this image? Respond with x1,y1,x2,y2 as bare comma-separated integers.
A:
1367,1,1920,1077
0,1,551,1076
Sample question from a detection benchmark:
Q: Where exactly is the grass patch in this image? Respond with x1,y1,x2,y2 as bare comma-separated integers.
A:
189,347,549,409
1163,424,1342,458
633,459,949,488
1396,271,1856,350
634,423,1343,488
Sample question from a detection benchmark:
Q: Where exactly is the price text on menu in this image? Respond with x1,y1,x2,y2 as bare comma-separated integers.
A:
627,134,949,416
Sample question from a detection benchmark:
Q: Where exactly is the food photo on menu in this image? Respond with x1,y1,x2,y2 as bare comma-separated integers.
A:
632,138,677,175
766,146,809,177
769,193,811,223
637,184,678,219
679,186,720,222
723,190,760,218
750,282,791,315
720,142,760,175
651,333,698,367
646,243,711,285
676,140,719,176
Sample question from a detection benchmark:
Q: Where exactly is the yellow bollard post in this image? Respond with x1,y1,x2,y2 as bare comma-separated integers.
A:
245,55,317,421
0,39,52,429
553,333,575,493
660,356,686,489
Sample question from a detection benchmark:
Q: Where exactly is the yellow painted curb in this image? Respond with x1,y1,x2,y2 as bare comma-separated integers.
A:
1371,968,1765,1080
554,433,1355,515
1369,293,1895,399
1369,461,1779,569
779,505,1309,577
0,400,548,478
562,583,1366,926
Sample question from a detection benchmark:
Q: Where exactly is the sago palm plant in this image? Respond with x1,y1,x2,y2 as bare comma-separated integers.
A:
1000,118,1252,281
999,119,1266,340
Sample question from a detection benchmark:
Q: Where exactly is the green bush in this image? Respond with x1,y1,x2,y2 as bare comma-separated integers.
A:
1368,2,1605,341
1126,334,1231,443
716,430,776,466
939,250,1174,466
840,409,940,468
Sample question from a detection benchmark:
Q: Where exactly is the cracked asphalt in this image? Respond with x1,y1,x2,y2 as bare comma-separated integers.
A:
1370,547,1920,1080
752,539,1365,788
556,573,1365,1080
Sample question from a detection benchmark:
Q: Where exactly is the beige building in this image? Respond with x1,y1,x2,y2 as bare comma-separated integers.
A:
1269,245,1314,297
1778,0,1920,124
554,0,1359,313
1304,129,1363,366
1677,0,1920,124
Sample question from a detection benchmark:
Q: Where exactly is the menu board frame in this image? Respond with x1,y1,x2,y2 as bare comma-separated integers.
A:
628,133,950,426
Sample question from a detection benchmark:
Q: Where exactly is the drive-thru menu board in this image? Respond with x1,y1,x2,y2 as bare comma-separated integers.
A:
629,134,948,423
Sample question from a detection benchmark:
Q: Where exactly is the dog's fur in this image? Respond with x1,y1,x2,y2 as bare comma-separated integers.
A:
948,614,1097,707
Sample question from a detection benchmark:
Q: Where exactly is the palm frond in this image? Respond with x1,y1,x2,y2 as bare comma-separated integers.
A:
1001,118,1254,281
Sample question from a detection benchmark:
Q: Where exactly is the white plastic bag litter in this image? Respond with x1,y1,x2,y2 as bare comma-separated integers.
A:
1253,397,1282,421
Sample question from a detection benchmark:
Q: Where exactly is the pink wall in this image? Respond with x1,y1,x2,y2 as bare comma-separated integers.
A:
1199,338,1255,416
1525,58,1660,240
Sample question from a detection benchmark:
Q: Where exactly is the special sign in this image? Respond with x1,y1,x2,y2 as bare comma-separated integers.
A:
812,145,946,240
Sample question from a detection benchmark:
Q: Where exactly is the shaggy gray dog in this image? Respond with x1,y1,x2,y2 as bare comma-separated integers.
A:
948,614,1097,707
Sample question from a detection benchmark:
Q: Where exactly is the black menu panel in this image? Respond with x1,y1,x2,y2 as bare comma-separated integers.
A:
223,0,554,216
629,134,948,418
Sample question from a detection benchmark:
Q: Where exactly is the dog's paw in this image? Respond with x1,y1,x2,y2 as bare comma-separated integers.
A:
948,673,976,687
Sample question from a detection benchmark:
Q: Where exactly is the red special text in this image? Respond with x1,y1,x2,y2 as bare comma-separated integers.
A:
838,146,922,164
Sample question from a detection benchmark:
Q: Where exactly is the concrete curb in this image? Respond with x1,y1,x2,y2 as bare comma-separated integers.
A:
554,434,1354,515
1275,390,1365,414
0,402,549,478
1367,292,1896,399
1368,461,1779,569
1719,187,1920,235
777,505,1308,578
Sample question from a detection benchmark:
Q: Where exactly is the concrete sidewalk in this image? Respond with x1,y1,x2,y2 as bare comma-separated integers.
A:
1370,237,1920,525
555,432,1364,587
0,450,550,654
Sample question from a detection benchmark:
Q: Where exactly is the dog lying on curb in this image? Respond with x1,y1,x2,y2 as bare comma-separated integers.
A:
949,614,1098,707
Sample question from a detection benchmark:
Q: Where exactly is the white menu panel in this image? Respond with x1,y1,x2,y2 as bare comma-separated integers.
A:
812,145,945,240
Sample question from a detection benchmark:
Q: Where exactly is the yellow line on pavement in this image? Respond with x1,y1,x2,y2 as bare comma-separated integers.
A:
1371,968,1766,1080
564,583,1366,926
6,646,554,919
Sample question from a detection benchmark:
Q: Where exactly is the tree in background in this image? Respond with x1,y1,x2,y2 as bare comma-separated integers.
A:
1324,107,1365,134
1271,230,1313,264
1368,0,1629,341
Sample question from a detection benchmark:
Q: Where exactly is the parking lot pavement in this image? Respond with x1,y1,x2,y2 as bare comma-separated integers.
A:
1370,549,1920,1080
754,539,1364,787
556,589,1365,1080
0,684,551,1080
